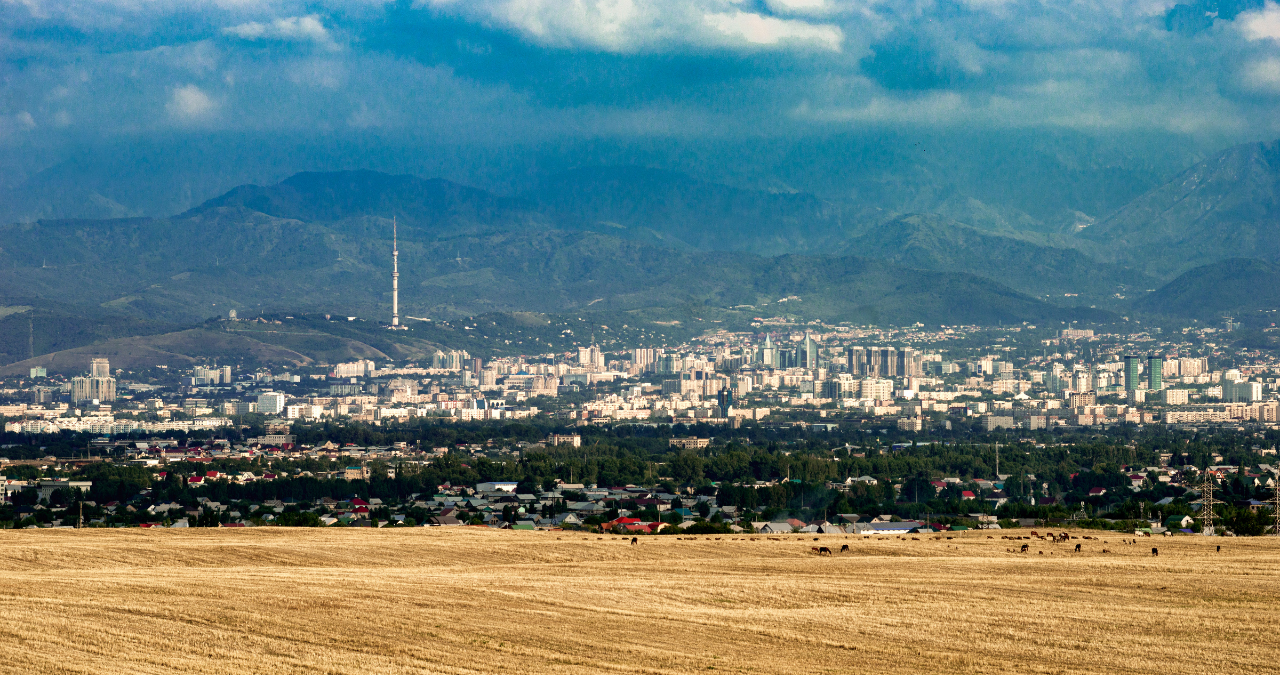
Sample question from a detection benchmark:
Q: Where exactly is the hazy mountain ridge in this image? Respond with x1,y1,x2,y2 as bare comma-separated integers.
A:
1083,139,1280,277
4,135,1280,357
1133,258,1280,321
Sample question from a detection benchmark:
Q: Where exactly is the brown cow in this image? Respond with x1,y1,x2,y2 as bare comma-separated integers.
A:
631,537,638,545
818,546,832,556
840,544,850,553
1020,543,1029,553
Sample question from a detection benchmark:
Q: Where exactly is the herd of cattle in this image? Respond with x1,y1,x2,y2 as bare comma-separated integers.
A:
596,532,1218,557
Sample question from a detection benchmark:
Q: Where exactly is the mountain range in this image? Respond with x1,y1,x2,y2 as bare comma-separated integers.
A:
2,136,1279,366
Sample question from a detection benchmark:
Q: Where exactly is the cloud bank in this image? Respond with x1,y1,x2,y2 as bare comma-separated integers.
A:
0,0,1278,149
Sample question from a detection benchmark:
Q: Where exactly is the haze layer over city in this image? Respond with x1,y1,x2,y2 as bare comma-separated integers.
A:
4,2,1280,674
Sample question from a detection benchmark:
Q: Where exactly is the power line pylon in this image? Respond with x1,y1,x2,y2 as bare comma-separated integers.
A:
1270,479,1280,537
1191,469,1224,536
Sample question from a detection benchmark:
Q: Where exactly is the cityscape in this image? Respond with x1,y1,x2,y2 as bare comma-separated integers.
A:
3,309,1279,535
5,0,1280,673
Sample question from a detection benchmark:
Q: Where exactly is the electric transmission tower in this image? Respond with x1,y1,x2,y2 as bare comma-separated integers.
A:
1270,481,1280,537
1191,469,1224,536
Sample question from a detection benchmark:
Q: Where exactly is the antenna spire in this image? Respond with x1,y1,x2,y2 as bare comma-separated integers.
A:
390,215,401,328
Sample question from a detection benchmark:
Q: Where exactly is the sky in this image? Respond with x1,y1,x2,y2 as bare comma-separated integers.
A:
3,0,1280,215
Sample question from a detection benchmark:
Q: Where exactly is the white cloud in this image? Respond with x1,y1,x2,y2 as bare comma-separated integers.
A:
420,0,845,53
223,14,339,50
1243,58,1280,93
764,0,835,15
166,83,217,120
704,11,843,50
1241,2,1280,41
0,111,37,138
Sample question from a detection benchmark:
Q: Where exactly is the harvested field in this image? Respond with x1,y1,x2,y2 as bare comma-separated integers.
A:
0,529,1277,674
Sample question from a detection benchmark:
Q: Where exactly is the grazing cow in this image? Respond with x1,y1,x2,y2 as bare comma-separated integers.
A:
1061,532,1070,540
1151,547,1158,557
1074,543,1082,553
818,546,832,556
1020,544,1029,553
814,537,820,541
840,544,850,553
812,547,820,553
987,536,993,539
631,537,638,545
1102,548,1110,553
1030,531,1039,537
1217,545,1221,553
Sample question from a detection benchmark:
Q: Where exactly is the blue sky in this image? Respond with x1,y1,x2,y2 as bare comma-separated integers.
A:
3,0,1280,213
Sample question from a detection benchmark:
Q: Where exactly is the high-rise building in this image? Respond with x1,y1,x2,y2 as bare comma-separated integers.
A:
897,348,924,377
757,334,776,368
1123,355,1142,391
1225,380,1263,403
879,348,897,377
257,391,286,415
800,333,820,369
860,378,894,401
717,387,733,412
71,376,115,404
72,358,116,403
845,346,866,375
1147,355,1164,391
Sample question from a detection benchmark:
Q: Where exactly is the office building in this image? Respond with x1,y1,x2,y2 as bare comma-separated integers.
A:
1147,355,1163,391
71,357,116,403
1225,380,1264,403
757,334,777,368
860,378,894,401
1123,355,1142,391
845,346,866,375
800,333,820,369
717,387,733,413
257,391,286,415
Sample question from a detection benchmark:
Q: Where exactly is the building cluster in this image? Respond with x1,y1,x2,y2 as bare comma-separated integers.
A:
6,445,1276,531
5,322,1280,436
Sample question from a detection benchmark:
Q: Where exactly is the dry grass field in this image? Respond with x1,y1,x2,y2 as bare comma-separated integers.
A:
0,528,1277,675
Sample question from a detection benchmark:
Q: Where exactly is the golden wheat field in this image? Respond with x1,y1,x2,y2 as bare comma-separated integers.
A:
0,528,1277,675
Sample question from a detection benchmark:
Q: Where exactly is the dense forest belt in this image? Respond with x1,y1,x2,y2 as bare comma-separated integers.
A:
0,529,1275,674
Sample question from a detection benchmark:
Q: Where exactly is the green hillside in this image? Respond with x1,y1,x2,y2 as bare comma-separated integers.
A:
1133,258,1280,321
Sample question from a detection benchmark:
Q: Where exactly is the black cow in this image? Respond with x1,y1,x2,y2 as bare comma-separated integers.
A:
840,544,850,553
631,537,638,545
1074,543,1081,553
1151,547,1159,556
817,546,832,556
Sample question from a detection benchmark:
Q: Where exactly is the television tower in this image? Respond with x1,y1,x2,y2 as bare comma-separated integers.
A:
390,216,401,329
